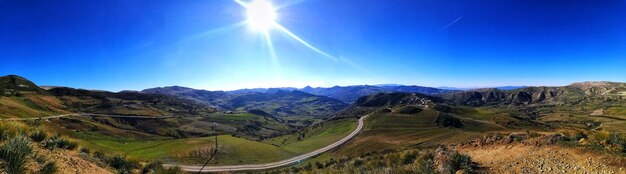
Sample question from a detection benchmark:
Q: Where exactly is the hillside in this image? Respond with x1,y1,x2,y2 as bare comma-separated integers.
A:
327,92,503,156
48,87,216,117
439,82,626,107
141,86,231,109
301,85,454,103
142,86,348,118
0,75,218,118
0,75,48,96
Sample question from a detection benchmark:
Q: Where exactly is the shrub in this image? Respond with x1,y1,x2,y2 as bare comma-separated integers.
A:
401,150,418,164
141,161,183,174
450,153,474,173
34,153,47,164
303,162,313,171
384,153,401,167
43,136,78,150
0,122,28,141
607,133,626,145
573,132,587,141
30,128,48,142
413,152,436,174
353,159,363,167
37,161,58,174
0,136,33,174
315,161,324,169
109,155,139,174
93,151,107,162
80,147,91,154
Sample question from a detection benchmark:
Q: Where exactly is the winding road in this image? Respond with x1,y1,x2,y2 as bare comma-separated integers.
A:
171,115,368,172
1,113,368,172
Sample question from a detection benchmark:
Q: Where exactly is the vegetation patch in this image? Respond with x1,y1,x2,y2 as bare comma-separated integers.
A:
271,146,476,174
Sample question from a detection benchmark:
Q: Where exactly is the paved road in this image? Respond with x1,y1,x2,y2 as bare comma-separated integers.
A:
171,115,368,172
1,113,368,172
0,113,172,121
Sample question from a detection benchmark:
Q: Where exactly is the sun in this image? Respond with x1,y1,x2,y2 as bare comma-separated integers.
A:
246,0,277,31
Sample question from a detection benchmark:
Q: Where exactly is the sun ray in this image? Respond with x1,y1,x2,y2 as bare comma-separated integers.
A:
274,23,338,61
264,31,280,68
178,22,246,45
275,0,310,10
233,0,248,7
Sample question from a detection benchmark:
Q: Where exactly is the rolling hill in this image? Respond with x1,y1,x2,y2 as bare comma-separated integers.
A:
142,86,349,118
301,85,454,103
0,75,218,118
326,92,504,157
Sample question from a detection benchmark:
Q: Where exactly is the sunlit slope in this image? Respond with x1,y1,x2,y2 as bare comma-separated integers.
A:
330,92,504,156
44,113,357,165
0,75,218,118
337,109,502,156
264,118,357,154
0,75,70,118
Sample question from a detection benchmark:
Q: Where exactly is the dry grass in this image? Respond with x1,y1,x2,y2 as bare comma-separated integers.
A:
459,144,625,173
335,110,501,157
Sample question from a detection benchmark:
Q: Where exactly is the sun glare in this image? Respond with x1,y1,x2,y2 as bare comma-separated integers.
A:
246,0,277,31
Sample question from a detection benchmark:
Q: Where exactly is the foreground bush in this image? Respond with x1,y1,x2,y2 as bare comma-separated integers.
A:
0,122,29,141
37,161,58,174
42,136,78,150
0,136,33,174
29,128,48,142
141,161,183,174
274,147,476,174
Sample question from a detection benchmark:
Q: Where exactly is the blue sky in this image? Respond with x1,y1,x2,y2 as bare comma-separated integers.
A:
1,0,625,91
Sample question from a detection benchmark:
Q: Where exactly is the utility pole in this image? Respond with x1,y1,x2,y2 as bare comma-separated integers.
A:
197,123,218,174
214,123,218,152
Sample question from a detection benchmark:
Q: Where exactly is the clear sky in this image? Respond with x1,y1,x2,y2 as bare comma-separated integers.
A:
1,0,625,91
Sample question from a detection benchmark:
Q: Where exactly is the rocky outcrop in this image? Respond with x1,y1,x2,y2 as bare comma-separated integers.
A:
439,82,626,106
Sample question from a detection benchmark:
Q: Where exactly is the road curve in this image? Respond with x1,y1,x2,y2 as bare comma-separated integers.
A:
0,113,368,172
171,115,368,172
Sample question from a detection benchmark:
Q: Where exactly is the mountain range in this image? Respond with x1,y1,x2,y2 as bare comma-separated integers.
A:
0,75,216,118
439,81,626,107
3,74,626,120
142,86,348,118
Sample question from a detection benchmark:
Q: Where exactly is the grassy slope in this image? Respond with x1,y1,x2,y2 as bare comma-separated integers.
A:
0,94,69,118
72,131,292,165
335,109,502,157
264,118,357,154
42,114,357,165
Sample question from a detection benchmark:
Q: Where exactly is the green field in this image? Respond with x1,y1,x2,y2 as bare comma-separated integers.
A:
72,131,294,164
264,118,357,154
44,114,358,165
604,106,626,117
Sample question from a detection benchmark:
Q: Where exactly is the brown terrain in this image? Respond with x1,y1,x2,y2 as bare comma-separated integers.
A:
24,148,113,174
457,134,626,174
